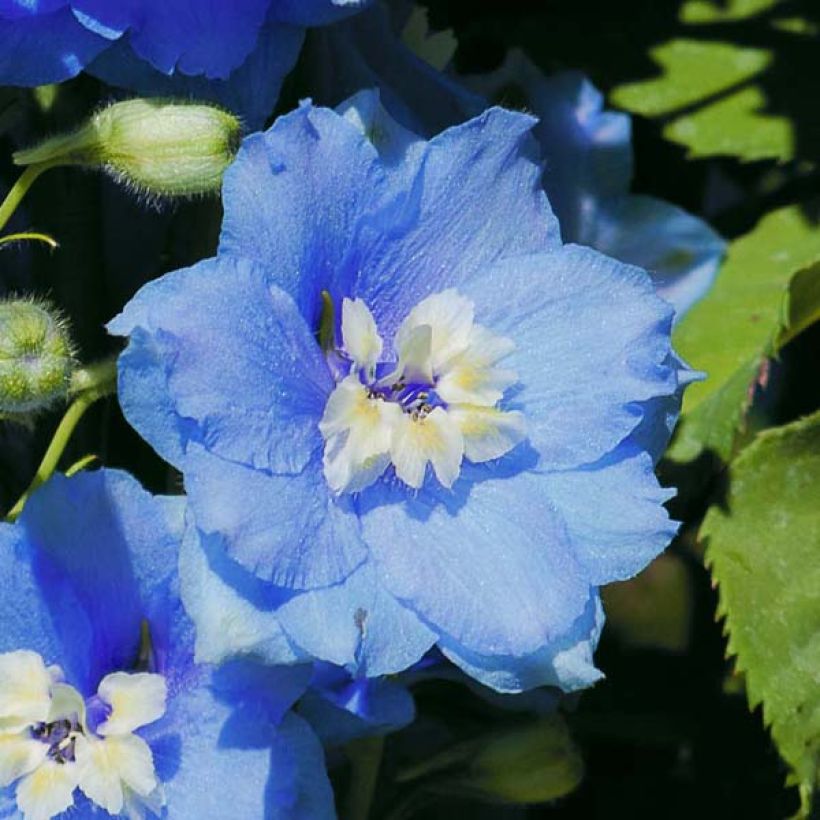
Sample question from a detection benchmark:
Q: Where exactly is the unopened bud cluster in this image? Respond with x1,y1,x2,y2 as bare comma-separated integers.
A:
0,300,75,414
14,99,242,198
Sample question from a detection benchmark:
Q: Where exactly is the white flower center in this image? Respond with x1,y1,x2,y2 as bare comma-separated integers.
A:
319,290,526,494
0,650,167,820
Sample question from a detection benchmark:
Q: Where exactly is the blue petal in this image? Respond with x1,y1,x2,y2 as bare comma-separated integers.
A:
143,683,334,819
0,470,186,695
109,256,332,477
307,2,484,136
71,0,271,79
440,592,605,693
589,195,725,320
360,462,592,661
336,89,426,168
464,244,677,470
272,0,371,26
179,521,304,667
276,560,436,676
219,101,387,325
300,670,415,746
353,106,561,349
184,442,367,589
537,446,678,585
0,6,108,86
87,19,304,129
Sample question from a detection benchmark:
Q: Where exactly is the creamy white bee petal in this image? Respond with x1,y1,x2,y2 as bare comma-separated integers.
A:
436,324,517,406
0,651,53,731
96,672,167,737
394,289,474,370
391,407,465,489
320,375,402,494
0,733,48,789
15,758,79,820
448,406,527,462
76,734,159,816
341,298,383,375
46,684,85,726
391,323,433,386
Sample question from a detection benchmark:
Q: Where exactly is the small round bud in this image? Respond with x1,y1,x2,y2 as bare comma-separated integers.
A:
14,99,242,198
0,300,75,414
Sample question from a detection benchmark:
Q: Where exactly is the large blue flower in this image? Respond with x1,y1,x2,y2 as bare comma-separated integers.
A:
0,1,371,125
0,469,334,819
110,96,687,694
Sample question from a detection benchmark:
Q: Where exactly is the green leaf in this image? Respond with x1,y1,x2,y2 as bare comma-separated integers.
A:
701,412,820,815
609,1,820,162
669,204,820,462
612,40,771,116
779,260,820,348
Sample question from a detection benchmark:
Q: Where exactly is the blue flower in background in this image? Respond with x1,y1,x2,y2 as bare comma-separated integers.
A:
461,50,725,319
0,469,334,820
110,95,689,694
0,1,371,127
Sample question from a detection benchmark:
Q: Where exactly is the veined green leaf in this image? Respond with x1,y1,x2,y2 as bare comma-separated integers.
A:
669,205,820,461
701,412,820,816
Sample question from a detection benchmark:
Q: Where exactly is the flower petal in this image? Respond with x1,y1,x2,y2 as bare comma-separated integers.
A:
0,6,107,86
275,562,436,677
71,0,270,79
464,244,677,470
0,651,52,729
354,107,561,348
537,445,678,585
109,257,332,477
96,673,167,737
16,758,79,820
361,462,592,660
184,443,367,589
0,733,48,789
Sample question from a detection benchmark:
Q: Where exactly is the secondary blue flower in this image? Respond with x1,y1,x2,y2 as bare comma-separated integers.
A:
0,1,371,125
462,51,725,319
0,469,334,820
110,96,689,694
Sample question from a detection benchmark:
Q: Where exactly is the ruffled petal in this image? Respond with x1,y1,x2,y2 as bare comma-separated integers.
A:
275,562,436,677
271,0,371,26
0,471,185,696
184,443,367,589
142,684,334,819
0,6,108,86
537,445,678,585
463,244,677,470
219,102,387,325
87,19,304,130
109,257,332,477
440,592,605,693
71,0,270,79
354,107,561,349
179,523,302,668
360,461,592,662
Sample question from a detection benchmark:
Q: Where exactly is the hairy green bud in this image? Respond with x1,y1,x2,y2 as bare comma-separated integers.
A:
14,99,242,198
0,300,75,414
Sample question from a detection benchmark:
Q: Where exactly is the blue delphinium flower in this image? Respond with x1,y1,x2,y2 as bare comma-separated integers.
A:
110,94,689,694
0,469,334,819
0,1,371,126
461,50,725,319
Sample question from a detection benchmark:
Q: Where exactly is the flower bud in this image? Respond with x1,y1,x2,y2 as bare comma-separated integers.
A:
465,716,584,804
14,99,242,198
0,300,75,414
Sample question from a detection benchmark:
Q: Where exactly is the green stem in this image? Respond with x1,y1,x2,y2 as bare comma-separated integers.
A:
0,231,58,250
0,162,56,233
344,735,385,820
5,356,118,522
